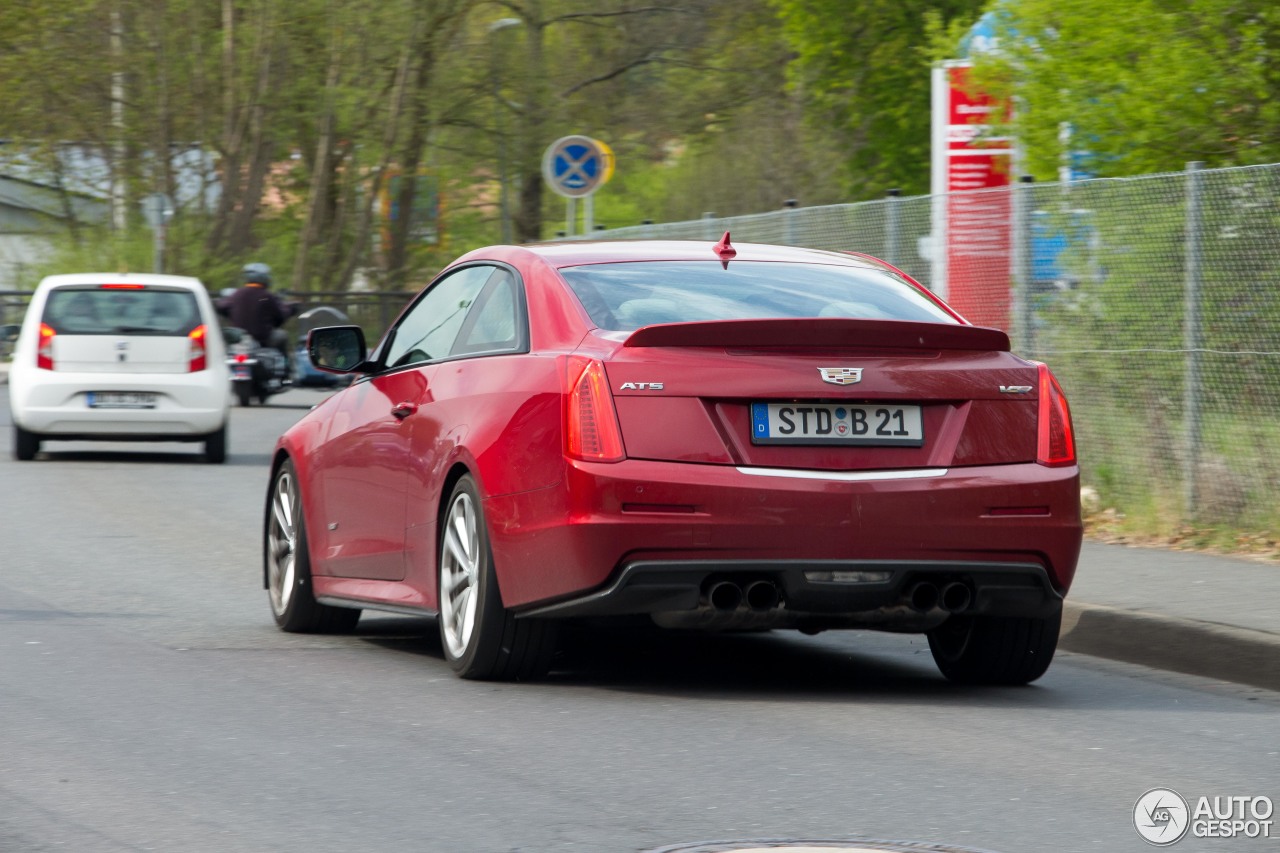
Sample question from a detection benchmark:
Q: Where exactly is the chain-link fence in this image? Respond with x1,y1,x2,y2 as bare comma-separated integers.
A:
589,163,1280,533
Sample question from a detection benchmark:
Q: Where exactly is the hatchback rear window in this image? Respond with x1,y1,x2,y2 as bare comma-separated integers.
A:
557,260,958,331
42,286,202,336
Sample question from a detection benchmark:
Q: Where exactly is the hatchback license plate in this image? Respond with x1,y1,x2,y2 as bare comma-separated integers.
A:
88,392,157,409
751,402,923,446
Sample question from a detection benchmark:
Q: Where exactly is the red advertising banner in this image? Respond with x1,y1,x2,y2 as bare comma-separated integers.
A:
938,62,1013,330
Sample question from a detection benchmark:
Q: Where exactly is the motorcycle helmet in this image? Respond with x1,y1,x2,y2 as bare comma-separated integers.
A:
242,262,273,287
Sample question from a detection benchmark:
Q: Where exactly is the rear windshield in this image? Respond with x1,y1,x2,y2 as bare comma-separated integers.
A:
42,286,202,336
557,260,958,331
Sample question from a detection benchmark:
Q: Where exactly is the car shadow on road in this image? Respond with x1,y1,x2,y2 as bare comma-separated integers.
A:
356,614,443,656
552,624,979,700
28,449,214,464
24,449,275,466
356,616,1088,708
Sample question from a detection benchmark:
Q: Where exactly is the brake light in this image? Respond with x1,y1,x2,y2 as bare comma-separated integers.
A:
99,283,145,289
188,324,208,372
565,356,625,463
1036,363,1076,467
36,323,55,370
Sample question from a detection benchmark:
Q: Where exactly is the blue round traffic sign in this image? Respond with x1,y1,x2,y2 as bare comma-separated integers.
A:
542,135,614,199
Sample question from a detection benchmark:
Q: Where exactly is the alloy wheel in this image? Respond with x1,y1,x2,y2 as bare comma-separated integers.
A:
267,468,298,617
440,490,480,660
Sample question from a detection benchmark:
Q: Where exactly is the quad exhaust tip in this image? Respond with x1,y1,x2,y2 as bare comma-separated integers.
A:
745,580,781,611
908,581,939,612
706,579,783,612
908,581,973,613
707,581,743,611
941,581,972,613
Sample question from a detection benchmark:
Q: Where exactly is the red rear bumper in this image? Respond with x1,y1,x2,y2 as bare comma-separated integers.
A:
484,460,1082,613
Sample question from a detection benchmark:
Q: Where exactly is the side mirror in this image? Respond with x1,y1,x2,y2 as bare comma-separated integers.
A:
0,324,19,344
308,325,369,373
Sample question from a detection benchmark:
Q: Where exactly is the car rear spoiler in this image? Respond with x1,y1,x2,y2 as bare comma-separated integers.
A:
622,318,1010,352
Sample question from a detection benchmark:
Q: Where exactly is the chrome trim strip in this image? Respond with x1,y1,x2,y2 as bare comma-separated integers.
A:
735,466,948,482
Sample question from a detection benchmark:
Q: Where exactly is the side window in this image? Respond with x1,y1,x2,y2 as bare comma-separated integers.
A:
384,266,492,368
452,268,522,356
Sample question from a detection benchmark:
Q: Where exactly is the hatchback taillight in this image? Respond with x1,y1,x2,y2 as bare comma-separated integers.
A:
565,356,625,463
188,324,208,372
1036,363,1076,467
36,323,55,370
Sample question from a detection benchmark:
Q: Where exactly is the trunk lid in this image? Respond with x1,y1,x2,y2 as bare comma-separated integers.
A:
602,319,1039,470
53,335,194,374
42,284,202,374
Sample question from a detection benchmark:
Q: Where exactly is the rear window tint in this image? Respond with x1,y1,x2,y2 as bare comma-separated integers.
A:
557,261,958,331
42,287,202,336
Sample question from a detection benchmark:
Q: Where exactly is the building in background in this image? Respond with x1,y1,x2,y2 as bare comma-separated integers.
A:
0,143,219,289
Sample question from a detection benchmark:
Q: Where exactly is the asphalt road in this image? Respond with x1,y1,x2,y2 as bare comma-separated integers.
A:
1,390,1277,853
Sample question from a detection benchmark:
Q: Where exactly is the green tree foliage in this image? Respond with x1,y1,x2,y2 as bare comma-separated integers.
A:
769,0,987,199
973,0,1280,178
3,0,975,281
35,0,1280,289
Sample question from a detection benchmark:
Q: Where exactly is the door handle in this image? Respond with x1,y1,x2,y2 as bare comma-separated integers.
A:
391,401,418,419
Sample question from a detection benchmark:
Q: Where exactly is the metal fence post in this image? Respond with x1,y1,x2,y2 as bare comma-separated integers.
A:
1184,161,1205,520
1012,175,1035,353
783,199,798,245
702,211,717,241
885,189,901,267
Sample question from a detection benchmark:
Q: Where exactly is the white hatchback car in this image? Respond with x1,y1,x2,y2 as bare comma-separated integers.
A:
5,273,231,462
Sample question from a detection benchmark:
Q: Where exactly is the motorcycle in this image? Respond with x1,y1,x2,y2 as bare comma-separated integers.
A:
223,326,292,406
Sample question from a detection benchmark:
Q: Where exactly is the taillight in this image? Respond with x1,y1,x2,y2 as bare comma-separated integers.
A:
36,323,55,370
188,324,208,372
565,356,625,463
1036,363,1076,467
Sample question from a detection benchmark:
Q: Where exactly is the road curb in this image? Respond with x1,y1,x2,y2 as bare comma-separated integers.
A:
1060,601,1280,692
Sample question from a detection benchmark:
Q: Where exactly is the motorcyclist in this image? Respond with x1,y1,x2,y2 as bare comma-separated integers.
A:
216,263,299,367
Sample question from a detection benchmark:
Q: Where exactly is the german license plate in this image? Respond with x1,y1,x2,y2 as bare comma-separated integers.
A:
751,402,923,446
87,391,157,409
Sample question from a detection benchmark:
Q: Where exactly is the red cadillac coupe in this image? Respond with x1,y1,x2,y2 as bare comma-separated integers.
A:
265,236,1081,685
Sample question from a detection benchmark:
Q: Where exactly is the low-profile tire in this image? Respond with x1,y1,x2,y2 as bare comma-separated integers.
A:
265,459,361,633
204,424,228,464
927,610,1062,686
13,424,41,461
438,475,557,681
235,383,252,407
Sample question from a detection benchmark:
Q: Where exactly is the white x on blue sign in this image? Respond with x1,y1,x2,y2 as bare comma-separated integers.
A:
542,135,613,199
